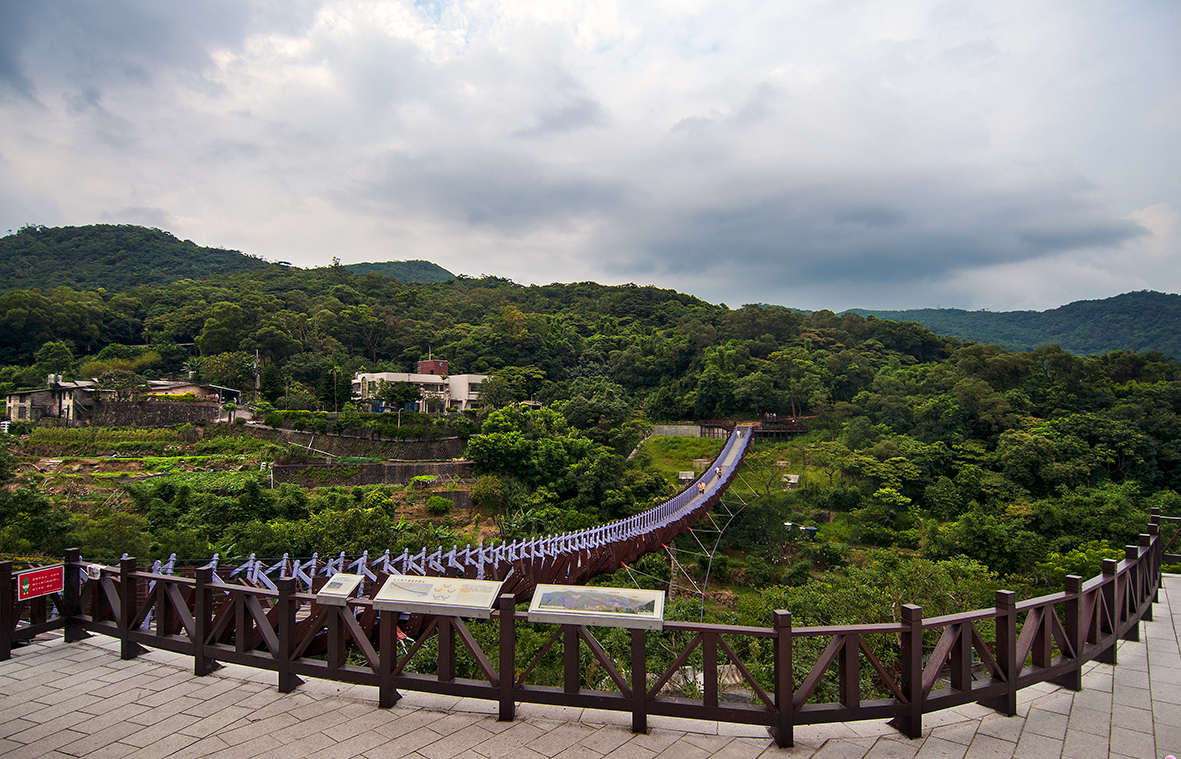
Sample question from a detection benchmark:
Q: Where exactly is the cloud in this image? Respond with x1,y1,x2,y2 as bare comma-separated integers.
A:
0,0,1177,312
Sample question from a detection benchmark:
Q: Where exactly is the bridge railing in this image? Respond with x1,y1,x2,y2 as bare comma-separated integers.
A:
1,512,1173,748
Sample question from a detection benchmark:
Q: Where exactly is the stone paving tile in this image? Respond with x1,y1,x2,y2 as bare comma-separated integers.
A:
1065,706,1111,738
362,727,450,759
972,714,1022,744
580,725,636,755
809,736,876,759
473,719,547,758
1022,708,1068,740
2,727,89,758
1012,731,1061,759
600,742,659,759
960,733,1015,759
55,719,145,756
523,721,599,756
862,736,920,758
1107,724,1155,757
911,737,967,759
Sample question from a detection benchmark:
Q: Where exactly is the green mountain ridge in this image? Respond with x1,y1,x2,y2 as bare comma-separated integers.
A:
0,224,274,293
344,260,455,283
3,224,1176,359
848,290,1181,359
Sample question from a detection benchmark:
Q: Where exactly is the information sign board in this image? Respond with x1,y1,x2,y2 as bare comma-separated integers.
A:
528,584,665,630
372,576,505,619
17,565,64,602
315,573,364,606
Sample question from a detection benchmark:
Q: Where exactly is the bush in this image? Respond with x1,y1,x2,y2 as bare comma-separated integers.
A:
264,413,284,428
427,496,453,515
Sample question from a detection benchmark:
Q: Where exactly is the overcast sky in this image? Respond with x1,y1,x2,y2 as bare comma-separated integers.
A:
1,1,1178,312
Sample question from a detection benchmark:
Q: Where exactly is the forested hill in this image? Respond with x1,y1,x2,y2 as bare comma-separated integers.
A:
850,290,1181,358
0,224,274,293
344,260,454,283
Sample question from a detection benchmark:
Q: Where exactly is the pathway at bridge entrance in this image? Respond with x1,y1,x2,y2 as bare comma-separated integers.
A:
1,576,1177,759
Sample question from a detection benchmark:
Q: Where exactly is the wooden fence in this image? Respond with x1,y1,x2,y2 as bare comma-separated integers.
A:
2,512,1176,748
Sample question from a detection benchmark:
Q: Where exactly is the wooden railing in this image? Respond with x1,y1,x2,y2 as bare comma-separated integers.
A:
1,514,1176,748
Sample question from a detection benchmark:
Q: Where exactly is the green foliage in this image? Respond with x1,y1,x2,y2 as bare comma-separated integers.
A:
1035,540,1124,587
426,495,453,515
98,369,147,401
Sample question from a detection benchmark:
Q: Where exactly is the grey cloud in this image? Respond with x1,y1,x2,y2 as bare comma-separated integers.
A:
2,1,322,99
604,173,1147,288
100,206,174,228
353,150,631,233
514,97,606,137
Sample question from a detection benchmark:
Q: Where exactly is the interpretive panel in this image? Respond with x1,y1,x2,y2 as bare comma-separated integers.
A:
528,584,665,630
315,573,364,606
372,575,505,619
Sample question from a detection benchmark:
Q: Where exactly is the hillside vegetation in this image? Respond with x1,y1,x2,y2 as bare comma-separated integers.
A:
0,224,274,293
2,226,1179,627
851,290,1181,358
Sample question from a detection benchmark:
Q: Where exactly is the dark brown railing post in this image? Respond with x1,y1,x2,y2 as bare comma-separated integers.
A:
1149,508,1161,603
1122,546,1140,642
438,617,455,682
498,594,515,722
0,561,12,662
1054,575,1083,691
379,609,400,708
1148,521,1161,604
630,628,647,734
987,590,1018,716
564,625,580,694
276,578,303,693
1138,534,1153,622
894,604,922,738
62,549,88,644
193,568,220,676
1097,559,1118,665
772,610,793,748
119,557,144,660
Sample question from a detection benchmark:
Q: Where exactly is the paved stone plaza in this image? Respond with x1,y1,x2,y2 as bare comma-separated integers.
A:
0,575,1177,759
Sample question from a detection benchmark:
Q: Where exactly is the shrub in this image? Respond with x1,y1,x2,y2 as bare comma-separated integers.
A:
427,496,453,515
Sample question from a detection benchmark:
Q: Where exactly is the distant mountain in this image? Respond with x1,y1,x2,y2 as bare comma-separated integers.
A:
344,260,454,283
0,224,273,293
849,291,1181,358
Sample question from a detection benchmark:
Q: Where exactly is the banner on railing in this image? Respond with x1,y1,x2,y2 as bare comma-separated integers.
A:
17,565,63,602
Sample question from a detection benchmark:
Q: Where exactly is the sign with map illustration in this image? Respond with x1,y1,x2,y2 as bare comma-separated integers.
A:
528,584,665,630
372,576,505,619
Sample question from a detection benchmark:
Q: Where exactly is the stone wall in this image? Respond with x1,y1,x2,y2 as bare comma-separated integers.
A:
208,425,466,460
271,460,474,487
90,401,220,427
652,424,701,437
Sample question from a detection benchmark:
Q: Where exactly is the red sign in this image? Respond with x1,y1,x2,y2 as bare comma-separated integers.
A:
17,565,64,602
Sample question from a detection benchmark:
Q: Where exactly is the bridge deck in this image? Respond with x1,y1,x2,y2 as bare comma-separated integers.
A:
1,575,1176,759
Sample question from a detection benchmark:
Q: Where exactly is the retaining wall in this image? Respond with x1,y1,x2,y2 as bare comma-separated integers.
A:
271,460,474,487
90,401,220,427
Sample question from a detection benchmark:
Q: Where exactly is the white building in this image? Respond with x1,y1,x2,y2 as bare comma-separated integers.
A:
352,360,485,412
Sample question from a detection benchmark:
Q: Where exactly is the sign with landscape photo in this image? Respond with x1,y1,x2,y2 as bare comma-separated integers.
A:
527,584,665,630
